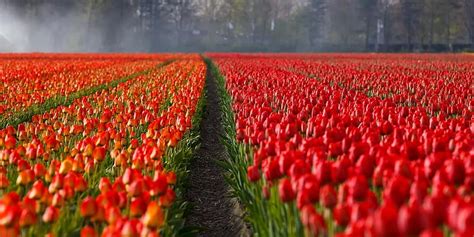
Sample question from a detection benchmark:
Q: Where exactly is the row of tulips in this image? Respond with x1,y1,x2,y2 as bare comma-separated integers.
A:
222,53,473,116
0,59,159,117
0,53,194,124
286,54,473,117
0,57,206,236
208,54,473,237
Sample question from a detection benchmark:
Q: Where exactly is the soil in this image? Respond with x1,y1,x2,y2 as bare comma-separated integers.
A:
184,63,249,237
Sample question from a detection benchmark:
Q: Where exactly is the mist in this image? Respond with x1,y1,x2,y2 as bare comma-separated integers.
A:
0,1,144,52
0,0,472,53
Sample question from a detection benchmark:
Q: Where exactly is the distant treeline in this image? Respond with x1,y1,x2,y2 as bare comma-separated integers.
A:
0,0,473,52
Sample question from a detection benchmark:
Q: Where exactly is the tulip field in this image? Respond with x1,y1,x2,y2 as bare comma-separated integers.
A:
0,53,206,236
0,53,473,236
208,53,473,237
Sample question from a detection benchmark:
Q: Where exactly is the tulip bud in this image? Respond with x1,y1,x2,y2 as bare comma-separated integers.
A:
28,180,45,200
457,207,474,234
278,178,295,203
42,206,59,223
74,176,88,193
105,206,121,225
92,146,106,162
159,189,175,208
80,197,98,218
33,163,46,178
52,193,65,207
151,174,167,197
398,203,424,236
0,173,9,189
16,169,34,186
0,204,20,227
348,175,368,201
120,220,139,237
247,165,261,182
385,175,410,206
320,185,337,209
4,136,16,149
99,177,112,193
372,202,400,236
129,197,146,217
91,205,105,222
143,201,164,229
127,179,145,197
166,171,176,185
59,158,73,174
334,204,351,227
83,143,94,157
19,209,37,227
80,226,98,237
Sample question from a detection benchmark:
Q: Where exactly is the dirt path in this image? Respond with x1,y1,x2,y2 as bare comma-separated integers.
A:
184,62,247,236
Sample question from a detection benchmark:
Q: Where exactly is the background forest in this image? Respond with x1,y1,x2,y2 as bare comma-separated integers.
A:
0,0,473,52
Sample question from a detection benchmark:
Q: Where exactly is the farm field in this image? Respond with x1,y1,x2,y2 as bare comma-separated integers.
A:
0,53,473,236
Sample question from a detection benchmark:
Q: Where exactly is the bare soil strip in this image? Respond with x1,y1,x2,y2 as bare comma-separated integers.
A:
184,61,246,237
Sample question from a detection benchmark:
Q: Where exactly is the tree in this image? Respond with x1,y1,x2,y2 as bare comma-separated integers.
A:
169,0,196,47
359,0,378,50
307,0,327,49
465,0,474,46
400,0,423,50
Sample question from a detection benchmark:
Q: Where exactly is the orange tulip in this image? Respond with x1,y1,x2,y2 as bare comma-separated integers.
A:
142,201,164,229
16,169,34,186
92,146,106,162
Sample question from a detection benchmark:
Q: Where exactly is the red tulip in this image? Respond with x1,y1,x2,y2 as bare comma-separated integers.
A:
0,204,20,227
0,173,9,189
120,219,139,237
419,228,444,237
159,188,176,207
105,206,121,225
398,202,425,236
347,175,368,201
457,207,474,235
19,209,37,227
80,197,98,218
384,175,410,206
80,226,98,237
247,165,261,182
320,184,337,209
99,177,112,193
334,203,351,227
92,146,106,161
42,206,59,223
372,201,399,237
151,174,168,196
278,178,296,203
129,197,147,217
444,158,465,185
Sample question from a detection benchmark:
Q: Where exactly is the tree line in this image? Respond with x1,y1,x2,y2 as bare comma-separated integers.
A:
1,0,473,52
